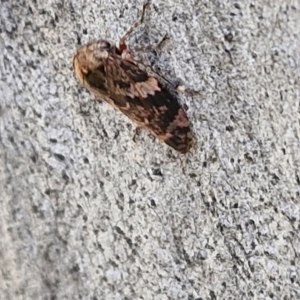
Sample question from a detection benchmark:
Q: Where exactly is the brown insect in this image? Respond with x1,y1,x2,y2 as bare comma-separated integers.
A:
73,2,193,154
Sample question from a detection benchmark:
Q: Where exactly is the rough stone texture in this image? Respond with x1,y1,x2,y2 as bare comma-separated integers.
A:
1,0,300,299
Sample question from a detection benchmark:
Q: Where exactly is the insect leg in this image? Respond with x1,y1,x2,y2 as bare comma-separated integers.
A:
129,33,169,53
175,84,202,96
118,1,151,52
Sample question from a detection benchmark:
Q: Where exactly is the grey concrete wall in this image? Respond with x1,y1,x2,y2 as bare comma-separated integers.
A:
1,0,300,299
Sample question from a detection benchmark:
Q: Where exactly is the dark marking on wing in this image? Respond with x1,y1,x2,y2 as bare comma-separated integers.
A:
86,70,107,93
120,61,149,83
116,80,131,89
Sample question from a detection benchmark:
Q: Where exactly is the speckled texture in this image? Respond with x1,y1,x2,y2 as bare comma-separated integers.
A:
1,0,300,299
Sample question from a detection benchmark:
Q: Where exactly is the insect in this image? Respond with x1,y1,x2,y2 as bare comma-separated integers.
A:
73,2,193,154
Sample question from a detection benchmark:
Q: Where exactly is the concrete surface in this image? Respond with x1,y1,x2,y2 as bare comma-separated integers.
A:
1,0,300,299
